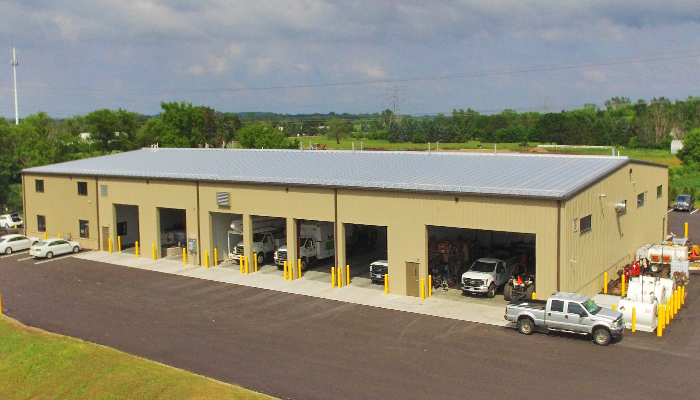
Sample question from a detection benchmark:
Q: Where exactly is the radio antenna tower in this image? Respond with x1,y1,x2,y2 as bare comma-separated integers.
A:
10,44,19,124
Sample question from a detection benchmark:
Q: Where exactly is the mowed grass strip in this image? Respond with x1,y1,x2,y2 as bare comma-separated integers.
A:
0,315,276,400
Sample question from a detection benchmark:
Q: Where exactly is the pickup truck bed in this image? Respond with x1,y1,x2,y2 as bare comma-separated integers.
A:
508,299,546,310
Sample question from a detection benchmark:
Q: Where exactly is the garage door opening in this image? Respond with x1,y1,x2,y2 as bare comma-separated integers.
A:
344,223,387,289
228,216,286,267
158,207,187,258
210,212,240,264
426,226,535,303
279,220,338,282
115,204,140,250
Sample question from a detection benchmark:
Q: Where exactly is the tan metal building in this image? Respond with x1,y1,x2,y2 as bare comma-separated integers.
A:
22,148,668,298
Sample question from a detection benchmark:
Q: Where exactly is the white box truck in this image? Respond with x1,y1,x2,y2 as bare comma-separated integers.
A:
274,222,335,270
228,218,286,265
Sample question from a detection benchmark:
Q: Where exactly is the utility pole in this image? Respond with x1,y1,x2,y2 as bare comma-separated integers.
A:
386,86,407,124
541,96,551,114
10,45,19,125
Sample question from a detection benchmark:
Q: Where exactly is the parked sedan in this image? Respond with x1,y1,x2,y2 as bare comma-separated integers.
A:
0,213,23,228
0,234,40,254
29,239,81,259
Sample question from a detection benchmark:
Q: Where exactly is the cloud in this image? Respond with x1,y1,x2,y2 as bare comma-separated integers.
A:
352,63,385,78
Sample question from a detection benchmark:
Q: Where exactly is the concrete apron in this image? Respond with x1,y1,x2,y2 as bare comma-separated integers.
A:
74,251,508,327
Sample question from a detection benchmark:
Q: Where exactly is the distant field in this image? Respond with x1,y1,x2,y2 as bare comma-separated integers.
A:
296,136,682,166
0,315,275,400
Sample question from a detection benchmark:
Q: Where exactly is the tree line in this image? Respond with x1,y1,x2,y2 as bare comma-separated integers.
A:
1,96,700,211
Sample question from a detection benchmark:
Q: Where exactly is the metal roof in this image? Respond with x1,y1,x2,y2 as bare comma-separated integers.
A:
22,148,664,200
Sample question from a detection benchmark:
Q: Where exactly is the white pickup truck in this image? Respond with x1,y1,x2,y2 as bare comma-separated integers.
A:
461,256,519,298
228,218,286,265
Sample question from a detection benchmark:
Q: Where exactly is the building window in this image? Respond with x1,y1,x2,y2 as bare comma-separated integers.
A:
37,215,46,232
657,185,662,198
117,222,127,236
101,185,108,197
637,193,645,207
79,220,89,238
78,182,88,196
36,179,44,193
580,215,592,234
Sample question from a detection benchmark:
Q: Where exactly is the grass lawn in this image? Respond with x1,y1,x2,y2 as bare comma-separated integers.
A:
0,315,276,400
296,136,682,166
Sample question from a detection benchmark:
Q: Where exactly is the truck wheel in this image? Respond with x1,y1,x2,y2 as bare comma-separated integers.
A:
503,283,513,301
650,263,660,273
525,285,535,300
487,283,496,298
300,258,308,271
592,328,611,346
257,253,264,265
517,318,535,335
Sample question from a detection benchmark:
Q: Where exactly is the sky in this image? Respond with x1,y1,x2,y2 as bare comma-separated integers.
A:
1,1,700,119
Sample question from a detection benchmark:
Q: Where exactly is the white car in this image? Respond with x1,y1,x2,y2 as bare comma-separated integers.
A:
29,238,82,259
0,234,40,254
0,213,23,228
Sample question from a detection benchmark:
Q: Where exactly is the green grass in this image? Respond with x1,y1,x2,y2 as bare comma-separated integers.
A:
0,315,276,400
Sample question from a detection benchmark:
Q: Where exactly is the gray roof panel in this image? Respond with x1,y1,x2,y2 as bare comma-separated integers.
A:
22,148,656,199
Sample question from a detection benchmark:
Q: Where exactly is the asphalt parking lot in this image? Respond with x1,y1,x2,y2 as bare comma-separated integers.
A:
0,210,698,399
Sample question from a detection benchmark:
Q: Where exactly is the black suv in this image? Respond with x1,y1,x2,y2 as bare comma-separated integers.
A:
674,194,695,212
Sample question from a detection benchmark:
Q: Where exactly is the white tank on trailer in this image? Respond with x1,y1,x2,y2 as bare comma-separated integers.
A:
618,298,658,333
627,277,667,304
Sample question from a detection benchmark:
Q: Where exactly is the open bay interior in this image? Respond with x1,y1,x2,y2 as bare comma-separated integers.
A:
114,204,140,250
158,207,186,258
344,223,388,289
427,226,535,302
209,212,241,263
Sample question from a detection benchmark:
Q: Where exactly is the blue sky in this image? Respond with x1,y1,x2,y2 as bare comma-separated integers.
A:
1,0,699,119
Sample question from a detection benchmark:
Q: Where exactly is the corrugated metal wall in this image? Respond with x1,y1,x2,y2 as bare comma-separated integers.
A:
559,162,668,297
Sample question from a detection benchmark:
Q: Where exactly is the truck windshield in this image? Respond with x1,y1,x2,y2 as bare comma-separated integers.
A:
582,299,601,314
252,233,266,242
469,261,496,273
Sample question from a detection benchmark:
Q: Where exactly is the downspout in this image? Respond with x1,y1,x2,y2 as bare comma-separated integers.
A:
556,200,562,291
196,181,202,266
334,188,338,268
95,177,101,250
21,174,27,235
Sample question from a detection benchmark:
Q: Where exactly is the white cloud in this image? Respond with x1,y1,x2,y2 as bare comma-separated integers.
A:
352,63,385,78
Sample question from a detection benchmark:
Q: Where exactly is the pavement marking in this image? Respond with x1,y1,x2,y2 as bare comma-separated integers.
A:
668,209,673,213
692,209,698,215
33,257,68,265
0,250,29,258
17,256,36,261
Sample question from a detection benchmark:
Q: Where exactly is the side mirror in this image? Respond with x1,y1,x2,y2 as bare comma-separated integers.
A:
579,311,587,318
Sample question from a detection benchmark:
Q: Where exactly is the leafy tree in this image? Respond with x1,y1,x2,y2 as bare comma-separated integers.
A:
326,118,350,144
236,123,299,149
0,118,14,208
676,128,700,165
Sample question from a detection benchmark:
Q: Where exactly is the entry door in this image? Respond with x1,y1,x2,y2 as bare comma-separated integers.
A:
405,262,420,297
102,226,110,251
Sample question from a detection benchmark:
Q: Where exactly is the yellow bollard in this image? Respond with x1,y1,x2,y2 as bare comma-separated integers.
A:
253,253,257,272
331,265,335,287
666,300,671,323
289,261,293,281
239,256,243,273
604,272,608,294
299,259,302,278
621,275,626,298
532,292,536,300
183,248,187,265
245,257,249,275
109,238,112,254
685,222,688,238
671,293,676,317
421,279,425,300
384,274,388,295
152,244,156,261
612,304,616,310
44,232,47,240
205,250,209,268
118,236,122,252
681,285,685,305
284,261,288,280
346,264,349,285
214,248,218,266
632,307,636,332
58,234,61,239
657,306,664,337
676,288,680,313
135,241,139,258
337,267,342,287
429,275,432,297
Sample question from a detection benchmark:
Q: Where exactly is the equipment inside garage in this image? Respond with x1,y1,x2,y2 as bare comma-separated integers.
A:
344,223,388,284
274,219,335,271
228,216,286,265
158,207,187,257
210,212,241,263
114,204,140,249
427,226,535,299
